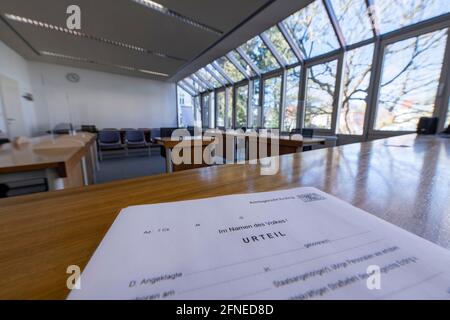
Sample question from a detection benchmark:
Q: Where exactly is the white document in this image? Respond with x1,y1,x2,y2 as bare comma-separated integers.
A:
68,187,450,300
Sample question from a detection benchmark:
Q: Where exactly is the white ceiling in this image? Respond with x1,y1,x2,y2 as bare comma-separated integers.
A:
0,0,312,81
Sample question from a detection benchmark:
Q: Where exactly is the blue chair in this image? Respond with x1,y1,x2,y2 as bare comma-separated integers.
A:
125,130,150,156
98,130,125,160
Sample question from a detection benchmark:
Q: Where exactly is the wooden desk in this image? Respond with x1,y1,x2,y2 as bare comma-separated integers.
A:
215,131,325,161
0,133,97,190
155,136,217,173
0,134,449,299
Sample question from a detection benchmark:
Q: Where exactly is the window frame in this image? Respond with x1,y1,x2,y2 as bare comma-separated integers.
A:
261,71,285,129
300,53,344,135
176,5,450,140
366,19,450,137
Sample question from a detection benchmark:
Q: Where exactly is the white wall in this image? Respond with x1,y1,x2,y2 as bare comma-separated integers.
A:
0,41,36,136
28,62,177,134
0,41,177,137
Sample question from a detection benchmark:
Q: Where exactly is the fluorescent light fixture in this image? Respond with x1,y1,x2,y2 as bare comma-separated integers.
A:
132,0,222,35
40,51,169,77
4,13,185,62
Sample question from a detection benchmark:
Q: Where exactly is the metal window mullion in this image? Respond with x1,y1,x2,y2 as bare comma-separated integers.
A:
278,22,304,64
211,62,235,84
280,69,288,130
247,80,253,128
364,38,384,139
226,53,250,80
434,27,450,131
297,65,308,130
260,33,287,68
323,0,346,49
236,47,261,76
209,91,214,128
332,52,346,134
366,0,380,37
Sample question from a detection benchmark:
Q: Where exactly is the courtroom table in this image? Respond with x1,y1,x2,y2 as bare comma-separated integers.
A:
0,134,449,299
154,136,217,173
0,133,97,191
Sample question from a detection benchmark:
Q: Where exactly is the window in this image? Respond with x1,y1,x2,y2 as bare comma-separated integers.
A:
206,64,228,85
228,50,257,77
240,36,280,73
215,57,245,82
375,0,450,34
250,79,261,128
194,96,201,127
283,0,339,58
190,75,208,93
201,94,210,128
177,86,195,127
184,77,203,94
236,85,249,128
283,67,301,132
375,29,448,131
216,91,225,127
330,0,374,45
263,76,282,128
446,96,450,128
197,68,221,88
339,44,374,135
305,60,337,129
226,87,234,129
263,26,298,65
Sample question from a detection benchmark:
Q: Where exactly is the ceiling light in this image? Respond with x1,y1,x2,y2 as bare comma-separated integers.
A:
40,51,169,77
4,13,186,62
131,0,222,35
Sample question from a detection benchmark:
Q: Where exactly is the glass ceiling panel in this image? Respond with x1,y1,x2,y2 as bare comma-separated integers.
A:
228,50,257,77
263,26,299,65
330,0,374,45
205,64,228,85
188,75,207,92
215,56,245,82
283,0,340,58
239,36,280,73
197,68,221,88
375,0,450,34
179,79,194,93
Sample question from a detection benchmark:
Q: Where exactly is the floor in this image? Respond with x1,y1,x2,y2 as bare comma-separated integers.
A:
96,149,166,184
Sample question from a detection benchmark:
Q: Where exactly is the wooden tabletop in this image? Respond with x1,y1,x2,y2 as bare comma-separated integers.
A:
0,134,449,299
0,133,96,174
154,136,217,148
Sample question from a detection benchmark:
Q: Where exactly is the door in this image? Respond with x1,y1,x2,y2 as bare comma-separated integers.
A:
0,76,28,138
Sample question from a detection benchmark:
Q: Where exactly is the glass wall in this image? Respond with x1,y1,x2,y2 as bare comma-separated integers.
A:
240,36,280,73
339,44,374,135
305,60,337,129
177,86,195,127
235,85,249,128
178,0,449,137
375,29,448,131
201,94,210,129
250,79,261,129
216,90,225,128
283,67,301,132
226,87,234,129
263,76,282,128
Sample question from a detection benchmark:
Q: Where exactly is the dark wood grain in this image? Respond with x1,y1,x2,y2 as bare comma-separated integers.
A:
0,134,449,299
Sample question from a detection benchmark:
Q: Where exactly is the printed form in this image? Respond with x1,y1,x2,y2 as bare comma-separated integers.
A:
68,187,450,300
